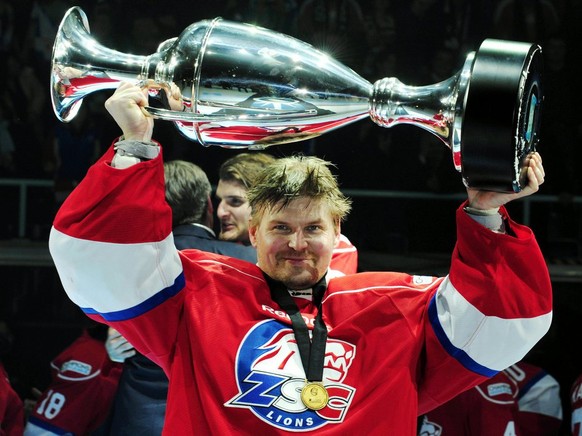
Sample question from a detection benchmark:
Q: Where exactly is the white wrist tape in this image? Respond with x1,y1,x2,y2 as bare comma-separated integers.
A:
463,206,499,216
464,207,505,233
114,140,160,160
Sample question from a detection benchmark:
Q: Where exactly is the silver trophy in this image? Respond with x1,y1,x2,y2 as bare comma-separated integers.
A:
51,6,542,192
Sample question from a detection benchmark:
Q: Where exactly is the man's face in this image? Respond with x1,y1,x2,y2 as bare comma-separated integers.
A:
249,197,340,290
216,180,251,243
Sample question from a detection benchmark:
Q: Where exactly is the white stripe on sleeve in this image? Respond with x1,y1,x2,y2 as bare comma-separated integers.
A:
49,227,183,314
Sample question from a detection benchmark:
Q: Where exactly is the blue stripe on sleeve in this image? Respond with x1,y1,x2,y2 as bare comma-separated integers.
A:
27,415,71,435
81,272,186,321
428,295,498,378
516,370,547,400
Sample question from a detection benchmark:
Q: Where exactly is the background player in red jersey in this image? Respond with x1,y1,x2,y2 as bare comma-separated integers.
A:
24,324,121,435
420,361,563,435
505,361,563,435
216,152,277,244
420,370,521,435
0,362,23,436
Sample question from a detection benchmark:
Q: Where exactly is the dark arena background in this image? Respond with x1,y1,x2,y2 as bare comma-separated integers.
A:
1,0,580,433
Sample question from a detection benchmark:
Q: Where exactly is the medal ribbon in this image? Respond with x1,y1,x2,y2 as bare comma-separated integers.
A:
264,273,328,382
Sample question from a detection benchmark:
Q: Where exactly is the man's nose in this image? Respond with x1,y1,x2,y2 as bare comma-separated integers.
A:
288,231,308,250
217,201,228,218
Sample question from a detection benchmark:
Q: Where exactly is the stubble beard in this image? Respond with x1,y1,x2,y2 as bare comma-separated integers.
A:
276,261,320,290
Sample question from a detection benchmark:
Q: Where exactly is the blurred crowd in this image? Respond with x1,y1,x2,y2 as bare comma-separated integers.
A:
0,0,580,193
1,2,582,434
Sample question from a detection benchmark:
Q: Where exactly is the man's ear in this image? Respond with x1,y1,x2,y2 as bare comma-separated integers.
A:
249,219,258,248
205,195,214,228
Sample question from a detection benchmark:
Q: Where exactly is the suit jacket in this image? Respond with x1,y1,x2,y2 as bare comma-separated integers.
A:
172,224,256,263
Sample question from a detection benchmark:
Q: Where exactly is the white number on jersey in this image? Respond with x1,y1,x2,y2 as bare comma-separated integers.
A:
504,421,517,436
36,389,66,419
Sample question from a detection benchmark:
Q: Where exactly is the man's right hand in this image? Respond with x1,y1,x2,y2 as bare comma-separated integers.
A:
104,82,154,142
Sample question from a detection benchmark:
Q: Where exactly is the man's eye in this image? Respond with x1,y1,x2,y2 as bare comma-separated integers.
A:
227,198,245,207
273,225,289,232
305,225,322,232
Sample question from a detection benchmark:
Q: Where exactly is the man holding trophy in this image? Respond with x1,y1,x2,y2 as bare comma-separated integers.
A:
48,7,552,434
47,80,551,434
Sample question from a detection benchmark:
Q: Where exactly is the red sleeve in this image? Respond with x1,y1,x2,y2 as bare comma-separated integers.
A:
418,204,552,413
53,143,171,244
450,204,552,319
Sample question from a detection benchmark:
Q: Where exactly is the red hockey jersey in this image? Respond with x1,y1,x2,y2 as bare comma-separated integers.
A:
504,361,563,435
49,146,552,435
24,330,122,435
330,234,358,275
421,371,520,435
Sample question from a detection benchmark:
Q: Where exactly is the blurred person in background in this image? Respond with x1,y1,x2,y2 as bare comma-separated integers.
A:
24,323,121,436
0,320,24,436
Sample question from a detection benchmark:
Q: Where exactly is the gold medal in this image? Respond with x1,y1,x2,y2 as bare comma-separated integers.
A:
301,382,329,410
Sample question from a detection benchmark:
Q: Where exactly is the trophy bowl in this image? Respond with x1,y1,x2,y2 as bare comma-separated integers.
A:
51,6,543,192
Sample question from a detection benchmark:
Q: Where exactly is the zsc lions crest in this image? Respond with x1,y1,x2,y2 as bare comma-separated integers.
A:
226,319,356,431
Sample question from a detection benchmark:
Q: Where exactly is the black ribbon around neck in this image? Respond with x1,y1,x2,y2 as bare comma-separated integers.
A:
264,273,328,382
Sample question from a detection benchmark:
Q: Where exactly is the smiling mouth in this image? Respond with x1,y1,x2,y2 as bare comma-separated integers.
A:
283,257,310,265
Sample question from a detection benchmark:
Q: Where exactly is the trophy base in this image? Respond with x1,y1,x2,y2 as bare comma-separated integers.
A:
461,40,543,193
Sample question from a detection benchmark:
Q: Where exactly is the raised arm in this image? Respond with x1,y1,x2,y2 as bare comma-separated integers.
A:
49,83,183,371
419,152,552,412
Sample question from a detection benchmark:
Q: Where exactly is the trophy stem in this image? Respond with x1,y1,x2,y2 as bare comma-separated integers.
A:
369,75,459,145
369,52,474,173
